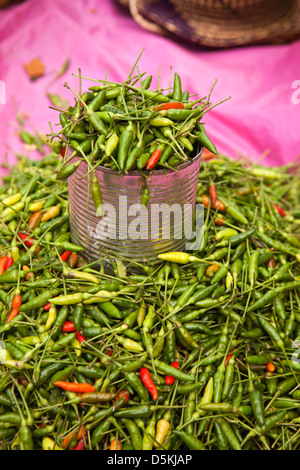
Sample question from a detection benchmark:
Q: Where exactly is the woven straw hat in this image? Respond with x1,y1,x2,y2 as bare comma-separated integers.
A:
118,0,300,48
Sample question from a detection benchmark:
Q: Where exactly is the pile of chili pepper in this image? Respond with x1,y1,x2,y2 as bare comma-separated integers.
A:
1,122,300,451
50,64,223,188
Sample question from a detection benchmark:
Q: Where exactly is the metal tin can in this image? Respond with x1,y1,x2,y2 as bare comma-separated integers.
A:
68,151,202,270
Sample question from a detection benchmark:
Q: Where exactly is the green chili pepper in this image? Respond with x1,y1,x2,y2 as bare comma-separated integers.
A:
91,417,111,448
91,172,103,218
121,418,143,450
152,359,194,382
51,332,76,351
173,430,204,450
114,405,152,419
73,303,84,331
196,131,217,155
18,288,61,313
215,418,241,450
51,305,69,339
35,362,65,386
117,123,134,171
50,365,74,385
49,293,83,305
249,386,265,427
258,315,285,351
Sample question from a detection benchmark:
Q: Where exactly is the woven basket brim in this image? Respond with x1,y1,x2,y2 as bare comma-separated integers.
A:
120,0,300,48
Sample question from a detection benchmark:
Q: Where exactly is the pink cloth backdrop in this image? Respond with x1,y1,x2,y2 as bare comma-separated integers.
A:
0,0,300,175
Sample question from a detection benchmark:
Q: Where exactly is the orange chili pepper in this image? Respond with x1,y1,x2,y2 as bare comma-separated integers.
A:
6,294,22,323
266,362,276,373
146,148,162,170
201,148,216,160
201,194,226,212
0,256,8,275
6,307,20,323
209,184,217,208
201,194,210,208
205,264,220,278
54,381,95,393
109,439,122,450
153,102,185,111
23,265,34,280
214,216,225,226
12,294,22,309
213,200,226,212
62,426,86,449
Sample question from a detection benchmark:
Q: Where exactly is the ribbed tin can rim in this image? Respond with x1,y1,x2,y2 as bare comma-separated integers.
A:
85,148,202,176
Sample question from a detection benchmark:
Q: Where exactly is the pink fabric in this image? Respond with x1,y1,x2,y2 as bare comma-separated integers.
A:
0,0,300,175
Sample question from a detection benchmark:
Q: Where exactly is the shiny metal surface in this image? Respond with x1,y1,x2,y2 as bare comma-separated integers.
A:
68,151,202,270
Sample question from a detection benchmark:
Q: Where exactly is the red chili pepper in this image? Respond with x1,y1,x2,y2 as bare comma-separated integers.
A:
54,381,95,393
6,257,14,269
274,204,286,217
76,331,86,343
114,390,130,407
18,232,35,247
18,232,29,241
209,184,217,208
73,438,85,450
165,361,179,385
0,256,8,275
43,302,51,311
225,353,233,367
62,321,77,332
140,367,158,400
60,250,72,262
146,148,162,171
60,148,66,157
153,102,185,111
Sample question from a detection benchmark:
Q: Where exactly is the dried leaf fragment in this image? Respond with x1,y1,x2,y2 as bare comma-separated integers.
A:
24,58,45,80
